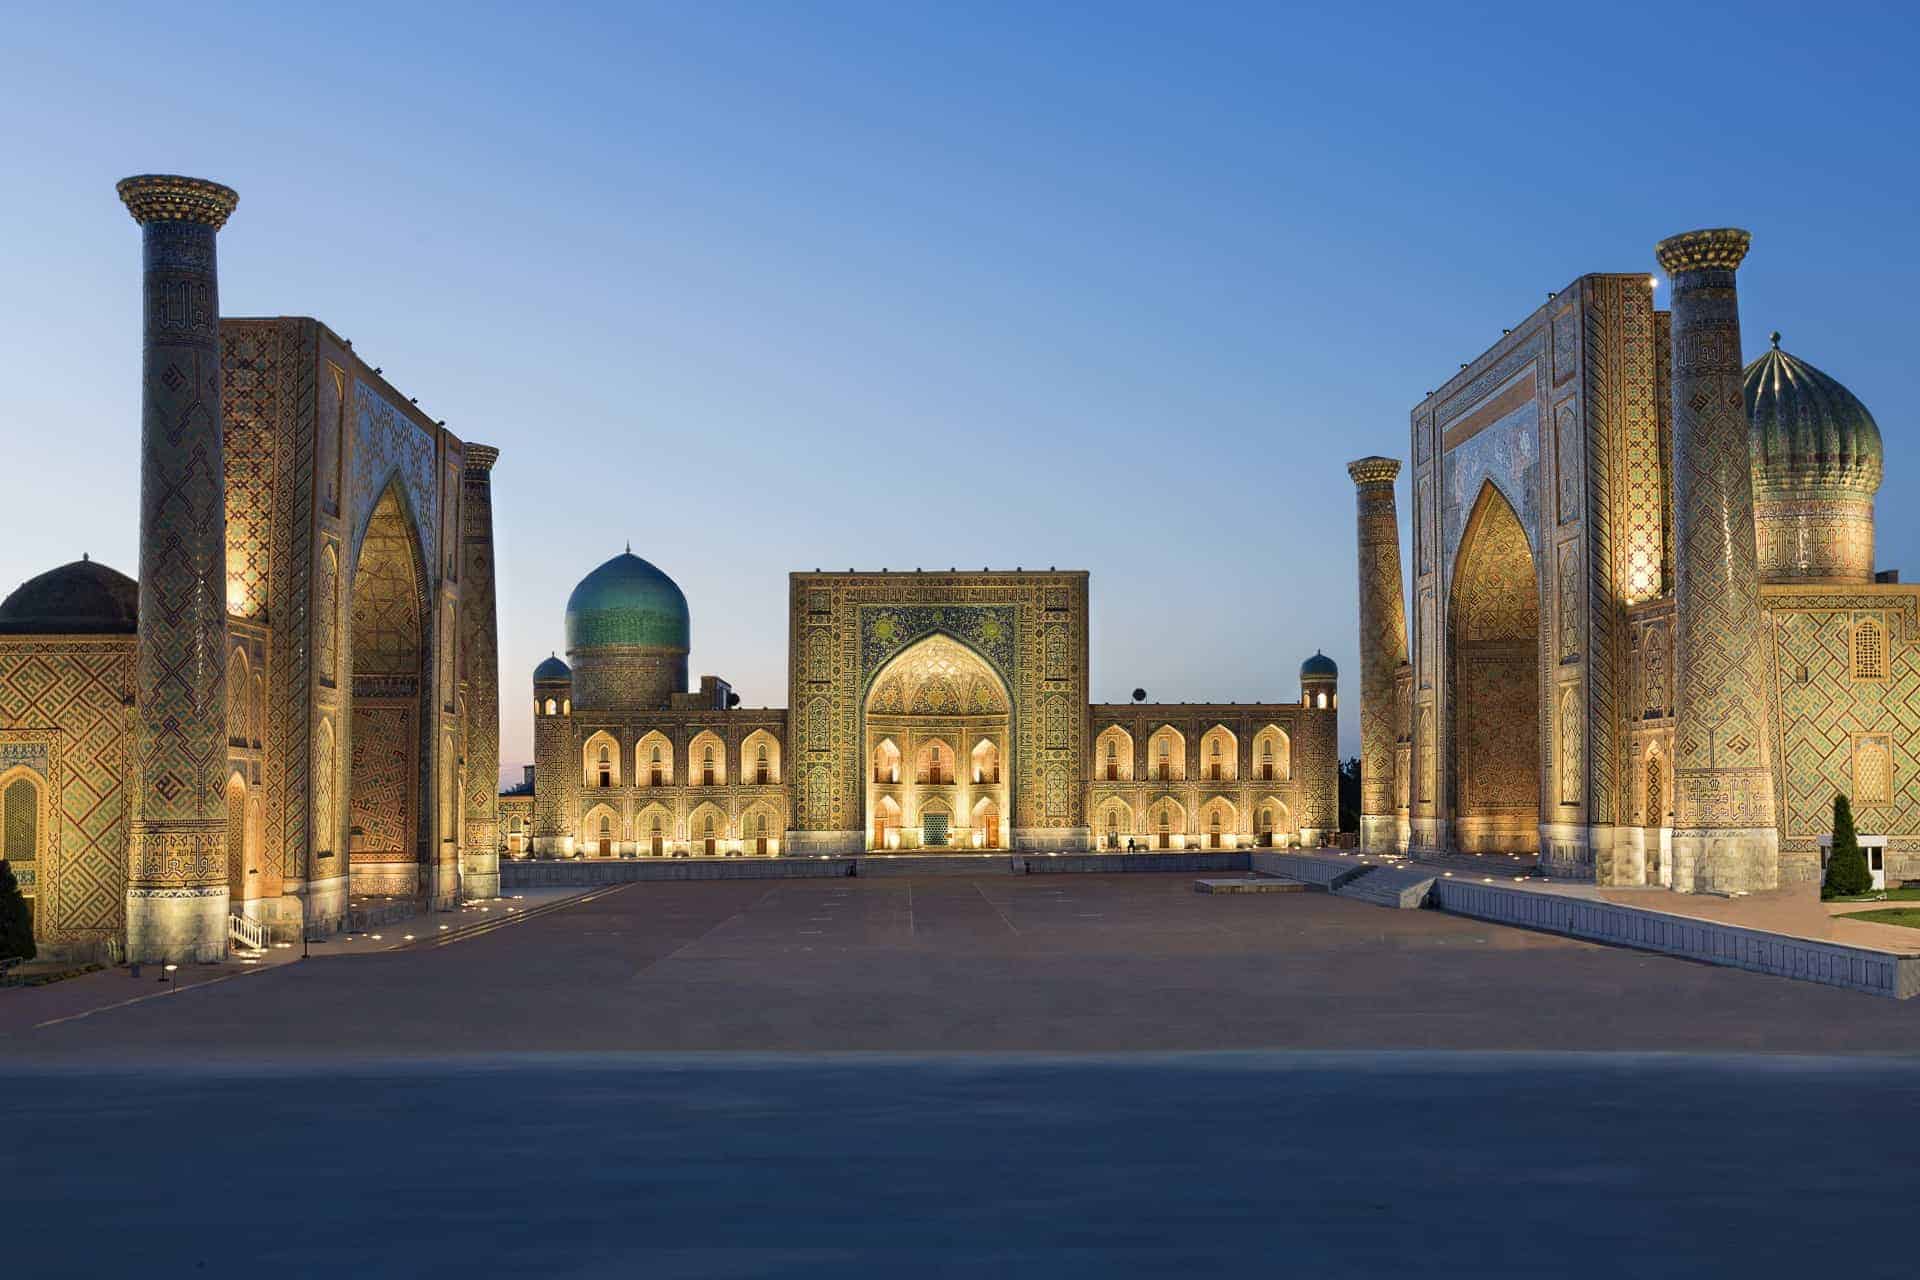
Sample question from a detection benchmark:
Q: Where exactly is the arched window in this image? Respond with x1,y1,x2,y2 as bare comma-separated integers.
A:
756,742,770,785
701,812,717,855
544,698,557,716
1156,739,1171,781
929,745,944,785
702,743,716,787
597,744,612,789
1317,692,1328,709
3,775,41,888
1852,618,1887,682
1105,739,1119,781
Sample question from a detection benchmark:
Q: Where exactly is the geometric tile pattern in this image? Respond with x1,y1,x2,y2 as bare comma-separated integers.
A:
127,211,232,900
789,574,1089,841
0,641,135,940
1348,458,1409,828
1657,234,1777,837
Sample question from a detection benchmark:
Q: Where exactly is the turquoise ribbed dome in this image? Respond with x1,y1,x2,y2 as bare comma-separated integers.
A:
564,551,690,652
533,653,571,682
1301,651,1338,679
1744,334,1882,497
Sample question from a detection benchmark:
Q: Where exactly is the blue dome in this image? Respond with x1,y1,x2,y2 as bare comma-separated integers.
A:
1300,651,1338,679
564,551,690,652
533,653,571,682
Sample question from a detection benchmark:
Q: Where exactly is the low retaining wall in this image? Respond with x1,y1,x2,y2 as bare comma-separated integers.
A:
1249,851,1370,890
857,855,1016,876
1430,878,1920,1000
1018,852,1249,875
503,858,856,888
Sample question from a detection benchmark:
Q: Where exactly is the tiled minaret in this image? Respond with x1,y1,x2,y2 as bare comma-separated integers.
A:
1348,456,1409,852
1655,227,1779,894
118,175,239,961
459,444,503,899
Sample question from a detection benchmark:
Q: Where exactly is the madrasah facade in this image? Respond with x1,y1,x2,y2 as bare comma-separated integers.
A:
1349,227,1911,894
498,559,1339,861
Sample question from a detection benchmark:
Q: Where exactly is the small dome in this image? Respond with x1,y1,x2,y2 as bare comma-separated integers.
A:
1301,651,1338,679
533,653,572,682
0,558,138,635
1745,334,1883,498
564,551,690,652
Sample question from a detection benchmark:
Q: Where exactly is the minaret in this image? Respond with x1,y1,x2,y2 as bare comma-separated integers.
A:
1348,457,1409,852
1655,227,1779,894
459,444,503,899
118,175,240,962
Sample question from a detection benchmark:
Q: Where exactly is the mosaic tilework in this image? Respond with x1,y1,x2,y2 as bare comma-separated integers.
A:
0,642,135,943
1657,238,1777,842
130,218,230,882
350,380,438,572
1349,459,1409,830
790,574,1087,840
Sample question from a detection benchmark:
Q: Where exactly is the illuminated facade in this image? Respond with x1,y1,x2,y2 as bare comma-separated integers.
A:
521,566,1338,857
0,176,500,961
1357,226,1906,892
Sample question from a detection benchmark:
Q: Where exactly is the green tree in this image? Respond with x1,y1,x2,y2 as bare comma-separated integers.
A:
0,859,34,963
1338,756,1361,833
1822,793,1871,899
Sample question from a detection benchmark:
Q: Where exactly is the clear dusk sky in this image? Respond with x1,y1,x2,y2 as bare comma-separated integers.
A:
3,2,1915,781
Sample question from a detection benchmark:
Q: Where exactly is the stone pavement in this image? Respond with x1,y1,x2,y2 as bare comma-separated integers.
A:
0,886,589,1035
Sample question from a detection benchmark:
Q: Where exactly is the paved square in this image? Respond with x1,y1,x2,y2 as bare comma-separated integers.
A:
13,873,1920,1058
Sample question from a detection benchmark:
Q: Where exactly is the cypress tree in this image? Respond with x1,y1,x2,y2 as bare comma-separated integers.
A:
1822,793,1871,899
0,859,34,963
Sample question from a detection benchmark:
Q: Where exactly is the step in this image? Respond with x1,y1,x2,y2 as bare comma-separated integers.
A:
1333,865,1439,909
1193,877,1306,894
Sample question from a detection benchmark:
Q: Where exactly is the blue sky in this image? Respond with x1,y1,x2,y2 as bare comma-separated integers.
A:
4,2,1915,779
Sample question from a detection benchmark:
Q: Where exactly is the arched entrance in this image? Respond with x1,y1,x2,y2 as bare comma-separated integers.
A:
1448,482,1541,854
347,483,430,899
863,635,1011,851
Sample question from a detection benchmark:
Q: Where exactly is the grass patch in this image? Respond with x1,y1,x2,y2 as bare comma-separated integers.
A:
1828,886,1920,903
1839,908,1920,929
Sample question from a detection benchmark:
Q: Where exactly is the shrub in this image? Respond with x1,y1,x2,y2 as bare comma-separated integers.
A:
1822,793,1872,899
0,859,35,963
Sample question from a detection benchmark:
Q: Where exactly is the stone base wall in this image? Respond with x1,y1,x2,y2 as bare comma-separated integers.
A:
1429,876,1919,999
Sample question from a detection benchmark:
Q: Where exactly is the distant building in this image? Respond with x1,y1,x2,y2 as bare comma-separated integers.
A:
512,562,1337,858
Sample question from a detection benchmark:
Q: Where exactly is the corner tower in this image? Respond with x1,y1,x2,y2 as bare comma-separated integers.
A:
118,174,239,963
1655,227,1778,893
1299,652,1340,846
1348,456,1409,852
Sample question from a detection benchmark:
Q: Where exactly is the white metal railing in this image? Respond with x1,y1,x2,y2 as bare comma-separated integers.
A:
228,913,268,953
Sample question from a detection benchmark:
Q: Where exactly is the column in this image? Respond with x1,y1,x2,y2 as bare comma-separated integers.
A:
1655,227,1779,894
1348,457,1410,852
118,174,240,962
460,444,503,898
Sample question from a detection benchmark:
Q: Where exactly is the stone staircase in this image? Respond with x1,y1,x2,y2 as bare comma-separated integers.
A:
1332,865,1438,909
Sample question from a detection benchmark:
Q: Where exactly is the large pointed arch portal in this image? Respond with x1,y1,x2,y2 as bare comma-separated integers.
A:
864,634,1011,850
347,482,431,899
1448,481,1541,854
